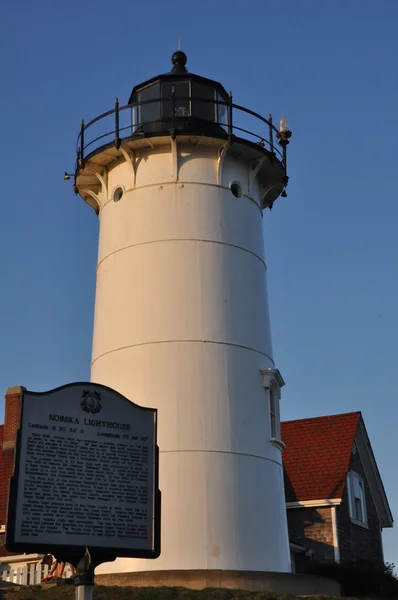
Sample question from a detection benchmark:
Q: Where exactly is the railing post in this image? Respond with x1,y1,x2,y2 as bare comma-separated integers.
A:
268,113,274,154
80,119,85,170
277,127,291,188
114,97,121,149
283,144,287,180
228,91,233,142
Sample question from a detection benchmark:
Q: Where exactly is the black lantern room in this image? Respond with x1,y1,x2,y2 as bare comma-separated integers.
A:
72,50,292,206
128,51,230,137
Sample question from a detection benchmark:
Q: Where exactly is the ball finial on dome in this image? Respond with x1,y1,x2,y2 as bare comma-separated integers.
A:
171,50,188,73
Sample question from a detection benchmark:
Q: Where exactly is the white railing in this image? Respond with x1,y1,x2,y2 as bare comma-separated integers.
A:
1,563,73,586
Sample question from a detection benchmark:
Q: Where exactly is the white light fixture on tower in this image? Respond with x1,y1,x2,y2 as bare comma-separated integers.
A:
279,116,290,133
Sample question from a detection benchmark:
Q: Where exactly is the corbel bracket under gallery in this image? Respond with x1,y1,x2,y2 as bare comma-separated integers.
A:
119,143,137,188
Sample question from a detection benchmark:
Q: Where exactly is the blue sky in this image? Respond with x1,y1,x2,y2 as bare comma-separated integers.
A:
1,0,397,566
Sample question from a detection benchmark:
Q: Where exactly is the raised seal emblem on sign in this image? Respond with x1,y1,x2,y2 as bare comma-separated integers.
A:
81,390,102,414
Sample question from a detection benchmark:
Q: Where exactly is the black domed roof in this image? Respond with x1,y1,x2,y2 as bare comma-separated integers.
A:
128,51,228,104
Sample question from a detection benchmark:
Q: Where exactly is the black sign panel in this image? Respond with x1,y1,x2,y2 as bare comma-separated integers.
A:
6,383,160,561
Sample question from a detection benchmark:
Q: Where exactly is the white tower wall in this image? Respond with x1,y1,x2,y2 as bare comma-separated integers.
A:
82,139,290,573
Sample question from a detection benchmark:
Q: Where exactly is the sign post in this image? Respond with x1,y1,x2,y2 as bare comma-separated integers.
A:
5,383,160,598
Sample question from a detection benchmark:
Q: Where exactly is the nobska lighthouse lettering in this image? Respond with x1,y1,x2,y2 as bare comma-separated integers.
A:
83,419,130,431
48,413,131,430
49,414,79,424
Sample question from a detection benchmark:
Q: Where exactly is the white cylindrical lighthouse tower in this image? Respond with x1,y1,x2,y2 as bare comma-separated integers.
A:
73,51,292,577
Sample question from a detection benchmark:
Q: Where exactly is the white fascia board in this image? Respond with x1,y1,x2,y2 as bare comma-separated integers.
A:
286,498,342,508
0,554,42,564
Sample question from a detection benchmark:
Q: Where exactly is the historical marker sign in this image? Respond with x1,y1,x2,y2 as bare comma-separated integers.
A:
6,383,160,560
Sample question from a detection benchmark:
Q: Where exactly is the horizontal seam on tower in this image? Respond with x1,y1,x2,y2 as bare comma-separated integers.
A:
159,449,283,467
91,340,274,368
101,181,263,215
96,239,267,271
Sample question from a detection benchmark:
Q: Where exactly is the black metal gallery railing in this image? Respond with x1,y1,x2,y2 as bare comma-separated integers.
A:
75,95,290,180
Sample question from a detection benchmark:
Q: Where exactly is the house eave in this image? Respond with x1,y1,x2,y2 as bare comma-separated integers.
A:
286,498,342,509
0,554,42,564
356,418,394,528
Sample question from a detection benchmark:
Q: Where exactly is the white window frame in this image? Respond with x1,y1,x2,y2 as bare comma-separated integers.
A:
260,368,285,450
346,471,368,527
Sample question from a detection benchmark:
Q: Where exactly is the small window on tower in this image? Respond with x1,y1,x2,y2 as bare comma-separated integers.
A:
113,186,124,202
230,182,243,198
270,387,277,438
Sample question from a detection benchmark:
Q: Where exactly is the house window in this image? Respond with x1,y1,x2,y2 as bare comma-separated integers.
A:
346,471,367,525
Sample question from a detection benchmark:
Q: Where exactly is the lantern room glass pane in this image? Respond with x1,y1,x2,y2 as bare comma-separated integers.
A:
137,82,161,126
131,105,137,133
162,81,190,118
192,81,216,121
217,92,228,128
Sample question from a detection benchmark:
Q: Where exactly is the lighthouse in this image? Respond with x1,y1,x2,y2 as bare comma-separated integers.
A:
72,51,292,578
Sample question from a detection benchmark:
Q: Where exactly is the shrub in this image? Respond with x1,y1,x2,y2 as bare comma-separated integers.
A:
306,560,398,597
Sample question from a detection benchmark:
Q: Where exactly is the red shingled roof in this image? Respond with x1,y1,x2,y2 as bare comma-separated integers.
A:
0,425,15,525
281,412,361,503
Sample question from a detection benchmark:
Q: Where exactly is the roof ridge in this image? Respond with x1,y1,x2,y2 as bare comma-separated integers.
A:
282,411,361,425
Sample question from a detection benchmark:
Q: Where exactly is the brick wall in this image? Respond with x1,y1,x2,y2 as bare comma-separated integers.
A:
0,387,22,526
337,447,383,563
3,387,22,450
287,506,335,571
